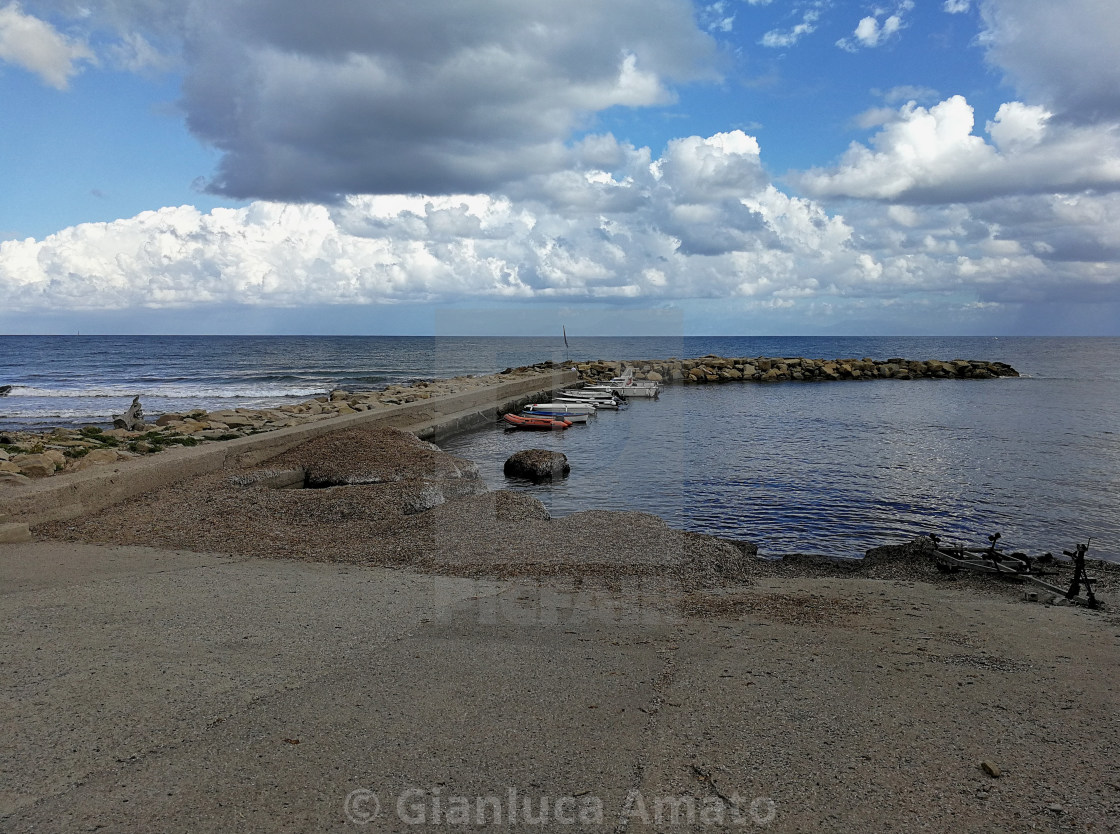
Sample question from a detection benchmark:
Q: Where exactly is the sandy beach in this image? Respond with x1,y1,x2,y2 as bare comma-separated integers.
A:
4,418,1119,832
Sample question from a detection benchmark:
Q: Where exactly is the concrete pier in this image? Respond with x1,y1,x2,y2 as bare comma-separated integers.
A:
0,368,577,528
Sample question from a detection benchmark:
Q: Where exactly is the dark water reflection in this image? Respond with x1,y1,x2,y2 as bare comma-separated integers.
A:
441,376,1120,561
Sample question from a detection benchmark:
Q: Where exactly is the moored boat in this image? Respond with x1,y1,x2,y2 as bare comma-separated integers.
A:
502,413,572,430
555,393,622,409
597,367,660,398
556,389,623,403
524,400,595,418
521,405,589,422
524,401,596,414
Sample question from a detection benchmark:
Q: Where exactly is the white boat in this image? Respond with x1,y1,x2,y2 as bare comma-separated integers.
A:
556,389,615,401
584,368,661,398
556,390,623,407
526,401,596,414
521,404,590,422
555,394,621,410
612,367,661,397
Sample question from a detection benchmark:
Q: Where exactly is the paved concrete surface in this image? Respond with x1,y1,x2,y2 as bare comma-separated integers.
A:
4,542,1119,832
2,542,673,833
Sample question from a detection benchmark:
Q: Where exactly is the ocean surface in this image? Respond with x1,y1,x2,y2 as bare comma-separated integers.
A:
2,335,1118,561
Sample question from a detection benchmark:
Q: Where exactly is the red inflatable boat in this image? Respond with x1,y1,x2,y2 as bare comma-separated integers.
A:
502,413,572,430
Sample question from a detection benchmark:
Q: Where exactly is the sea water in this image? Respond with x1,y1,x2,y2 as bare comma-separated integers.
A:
2,335,1117,560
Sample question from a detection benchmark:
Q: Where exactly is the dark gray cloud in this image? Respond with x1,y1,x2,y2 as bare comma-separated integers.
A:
980,0,1120,124
167,0,718,201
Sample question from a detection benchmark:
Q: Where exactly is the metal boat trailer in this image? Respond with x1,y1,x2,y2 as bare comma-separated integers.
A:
929,533,1100,609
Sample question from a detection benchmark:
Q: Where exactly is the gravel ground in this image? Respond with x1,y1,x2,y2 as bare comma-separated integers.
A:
37,427,756,590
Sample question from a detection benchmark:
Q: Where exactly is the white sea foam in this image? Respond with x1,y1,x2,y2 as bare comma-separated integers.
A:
6,385,324,399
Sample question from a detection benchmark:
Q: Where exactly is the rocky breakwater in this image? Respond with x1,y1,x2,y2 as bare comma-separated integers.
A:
574,355,1019,385
0,362,564,484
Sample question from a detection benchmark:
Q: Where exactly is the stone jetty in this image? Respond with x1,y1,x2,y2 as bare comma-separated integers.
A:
573,355,1019,385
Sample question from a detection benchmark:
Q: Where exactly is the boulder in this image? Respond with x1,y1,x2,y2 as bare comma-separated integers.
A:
112,396,145,431
76,449,120,469
0,522,31,542
155,413,183,426
12,453,55,478
504,449,571,482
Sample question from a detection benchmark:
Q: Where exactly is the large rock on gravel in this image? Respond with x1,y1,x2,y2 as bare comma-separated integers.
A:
290,427,483,488
11,454,56,478
0,522,31,542
864,535,938,563
271,426,488,513
503,449,571,482
75,449,121,470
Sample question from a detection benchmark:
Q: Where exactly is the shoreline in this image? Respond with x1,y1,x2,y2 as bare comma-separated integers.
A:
10,349,1084,567
32,417,1118,585
0,353,1018,482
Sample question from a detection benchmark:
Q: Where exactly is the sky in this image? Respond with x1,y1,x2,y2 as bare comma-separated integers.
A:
1,0,1119,336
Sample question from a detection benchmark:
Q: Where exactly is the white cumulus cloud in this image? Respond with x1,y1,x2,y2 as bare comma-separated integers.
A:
796,95,1120,203
4,124,1118,326
0,2,93,88
0,131,871,312
837,1,913,51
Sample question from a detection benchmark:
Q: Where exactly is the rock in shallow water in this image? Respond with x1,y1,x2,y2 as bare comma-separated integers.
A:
503,449,571,482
